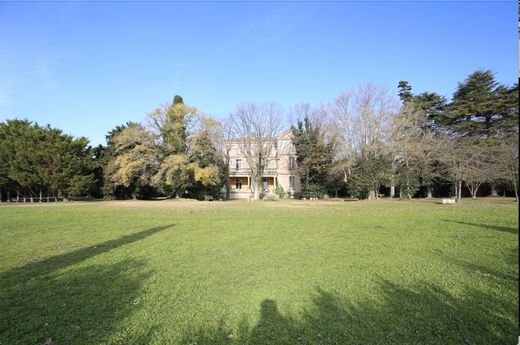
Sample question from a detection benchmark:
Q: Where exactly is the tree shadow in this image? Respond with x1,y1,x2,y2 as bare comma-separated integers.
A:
442,219,518,235
181,279,518,344
438,246,518,283
0,224,173,344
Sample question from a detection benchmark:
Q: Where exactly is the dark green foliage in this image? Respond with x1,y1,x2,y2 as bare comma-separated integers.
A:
397,81,447,126
413,92,447,125
396,165,421,199
173,95,184,105
301,183,324,198
0,119,96,200
444,69,512,137
188,130,222,169
67,174,97,197
291,116,335,197
326,165,349,197
347,156,391,199
398,81,413,104
292,191,303,199
493,83,519,135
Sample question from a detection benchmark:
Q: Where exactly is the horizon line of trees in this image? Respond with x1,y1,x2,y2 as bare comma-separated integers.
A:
0,68,518,202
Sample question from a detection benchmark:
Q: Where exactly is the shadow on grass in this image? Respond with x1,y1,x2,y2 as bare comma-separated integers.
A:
0,224,173,344
442,220,518,235
439,246,519,284
181,280,518,345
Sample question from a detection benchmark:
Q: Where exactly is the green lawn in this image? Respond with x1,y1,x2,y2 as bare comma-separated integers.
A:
0,199,517,345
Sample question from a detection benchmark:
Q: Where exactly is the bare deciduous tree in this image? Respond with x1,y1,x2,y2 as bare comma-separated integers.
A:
389,102,447,199
228,102,286,200
331,84,397,199
211,115,235,199
441,137,496,202
330,93,356,186
497,133,519,202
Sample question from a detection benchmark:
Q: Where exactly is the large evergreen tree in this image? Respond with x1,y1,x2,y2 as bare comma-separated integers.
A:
0,119,96,201
444,69,508,137
291,116,334,198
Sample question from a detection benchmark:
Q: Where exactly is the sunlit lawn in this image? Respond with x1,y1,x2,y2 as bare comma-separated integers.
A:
0,198,517,345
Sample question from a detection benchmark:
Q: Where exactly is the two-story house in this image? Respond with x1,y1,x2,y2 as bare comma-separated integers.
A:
226,129,301,199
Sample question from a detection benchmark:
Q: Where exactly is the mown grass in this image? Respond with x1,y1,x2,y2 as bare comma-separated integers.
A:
0,198,517,345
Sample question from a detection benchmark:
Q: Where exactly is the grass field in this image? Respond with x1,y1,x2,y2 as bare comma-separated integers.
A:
0,198,517,345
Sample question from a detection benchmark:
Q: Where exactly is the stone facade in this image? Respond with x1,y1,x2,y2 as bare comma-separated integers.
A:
225,129,301,199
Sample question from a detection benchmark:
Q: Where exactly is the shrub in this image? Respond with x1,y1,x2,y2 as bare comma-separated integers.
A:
293,191,303,199
262,192,278,201
274,186,285,199
302,183,324,198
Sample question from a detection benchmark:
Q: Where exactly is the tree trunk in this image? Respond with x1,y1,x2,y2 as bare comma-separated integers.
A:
368,189,376,200
390,185,395,198
490,183,498,197
0,190,2,203
225,183,230,200
17,190,20,202
513,180,518,203
7,190,10,203
252,177,260,200
454,184,458,199
39,190,42,203
457,180,462,203
469,182,480,199
426,185,433,198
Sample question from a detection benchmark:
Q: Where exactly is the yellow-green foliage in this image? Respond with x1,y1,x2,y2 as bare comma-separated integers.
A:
160,103,197,154
113,124,155,155
112,145,157,187
108,125,158,187
193,164,220,186
154,154,193,187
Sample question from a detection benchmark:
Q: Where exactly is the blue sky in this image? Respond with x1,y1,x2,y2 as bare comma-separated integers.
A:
0,1,517,146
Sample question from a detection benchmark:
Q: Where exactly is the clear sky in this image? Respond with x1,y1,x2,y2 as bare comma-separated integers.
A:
0,1,517,146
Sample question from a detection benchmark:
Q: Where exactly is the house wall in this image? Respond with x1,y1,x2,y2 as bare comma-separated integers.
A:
277,174,301,195
224,130,301,199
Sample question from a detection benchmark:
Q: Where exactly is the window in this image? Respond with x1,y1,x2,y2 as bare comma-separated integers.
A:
289,176,295,190
288,157,296,170
235,178,242,189
235,159,242,170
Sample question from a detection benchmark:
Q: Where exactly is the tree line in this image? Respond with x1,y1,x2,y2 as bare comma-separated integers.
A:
291,69,518,202
0,69,517,202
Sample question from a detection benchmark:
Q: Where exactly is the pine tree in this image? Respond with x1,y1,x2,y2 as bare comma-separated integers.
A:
398,81,413,104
